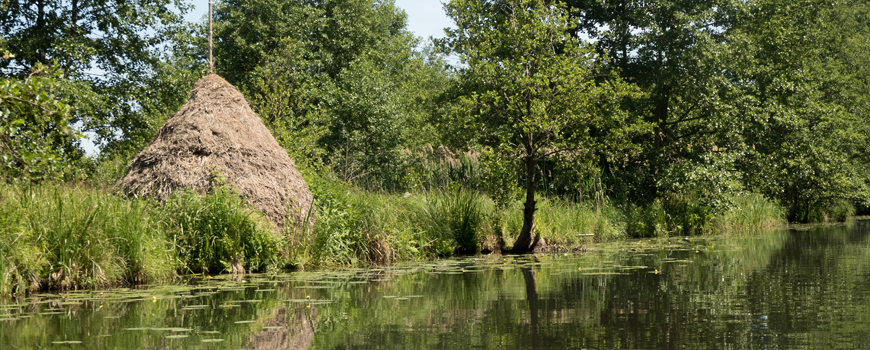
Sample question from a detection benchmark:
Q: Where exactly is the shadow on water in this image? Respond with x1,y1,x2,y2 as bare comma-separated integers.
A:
522,262,542,349
3,219,870,349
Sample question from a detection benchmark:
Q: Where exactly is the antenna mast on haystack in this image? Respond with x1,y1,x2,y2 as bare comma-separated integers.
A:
208,0,214,74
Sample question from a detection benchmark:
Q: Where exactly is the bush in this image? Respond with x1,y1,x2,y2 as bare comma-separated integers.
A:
624,193,716,238
164,186,280,274
826,199,855,222
422,187,488,254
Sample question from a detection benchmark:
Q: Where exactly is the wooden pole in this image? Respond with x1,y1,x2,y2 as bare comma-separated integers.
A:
209,0,213,74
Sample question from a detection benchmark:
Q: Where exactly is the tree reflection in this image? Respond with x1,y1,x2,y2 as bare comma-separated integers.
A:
522,264,542,349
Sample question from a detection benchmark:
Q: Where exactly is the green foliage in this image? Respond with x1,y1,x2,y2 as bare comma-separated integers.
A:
0,63,80,181
242,39,332,171
658,153,744,213
479,149,521,209
0,183,175,296
215,0,451,179
164,186,280,274
732,0,870,222
0,0,200,158
564,0,744,201
352,145,483,193
439,0,641,250
552,0,869,222
422,187,487,254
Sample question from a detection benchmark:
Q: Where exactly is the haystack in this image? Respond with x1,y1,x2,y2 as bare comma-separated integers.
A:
119,74,313,231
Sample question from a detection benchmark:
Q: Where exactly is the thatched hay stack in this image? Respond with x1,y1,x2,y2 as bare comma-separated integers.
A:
119,74,313,231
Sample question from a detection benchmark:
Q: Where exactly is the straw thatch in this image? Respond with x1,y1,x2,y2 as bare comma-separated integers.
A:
118,74,313,231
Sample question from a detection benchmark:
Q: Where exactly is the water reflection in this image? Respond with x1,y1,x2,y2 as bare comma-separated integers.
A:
2,220,870,349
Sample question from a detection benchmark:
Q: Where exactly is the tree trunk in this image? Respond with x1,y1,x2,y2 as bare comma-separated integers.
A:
513,152,537,253
66,0,78,72
37,0,46,62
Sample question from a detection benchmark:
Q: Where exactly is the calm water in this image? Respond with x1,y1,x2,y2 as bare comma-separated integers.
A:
3,220,870,349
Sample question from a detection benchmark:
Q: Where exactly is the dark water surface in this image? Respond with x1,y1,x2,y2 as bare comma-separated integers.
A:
3,220,870,349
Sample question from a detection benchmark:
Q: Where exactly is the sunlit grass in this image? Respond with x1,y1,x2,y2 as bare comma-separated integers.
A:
0,173,794,296
716,193,786,233
0,183,175,296
164,186,280,274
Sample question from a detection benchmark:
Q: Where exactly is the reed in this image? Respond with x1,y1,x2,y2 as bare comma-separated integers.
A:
716,193,787,232
0,183,175,296
533,196,623,247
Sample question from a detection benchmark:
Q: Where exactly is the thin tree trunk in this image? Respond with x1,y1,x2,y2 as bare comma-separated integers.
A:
37,0,46,63
66,0,78,72
513,151,537,252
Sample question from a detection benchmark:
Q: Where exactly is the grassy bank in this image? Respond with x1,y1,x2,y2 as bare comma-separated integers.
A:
1,177,791,297
0,183,175,296
0,183,280,297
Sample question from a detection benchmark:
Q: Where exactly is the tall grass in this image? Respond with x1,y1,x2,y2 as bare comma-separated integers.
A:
0,182,285,296
0,183,175,296
289,173,629,265
421,187,493,254
533,197,623,246
716,193,786,232
623,192,787,238
163,186,281,274
287,183,435,268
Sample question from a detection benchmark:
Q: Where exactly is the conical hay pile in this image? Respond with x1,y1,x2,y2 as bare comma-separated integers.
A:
119,74,313,231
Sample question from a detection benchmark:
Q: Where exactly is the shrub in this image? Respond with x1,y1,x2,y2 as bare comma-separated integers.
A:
164,186,279,274
422,187,486,254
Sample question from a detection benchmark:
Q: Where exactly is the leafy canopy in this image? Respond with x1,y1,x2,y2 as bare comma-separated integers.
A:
0,62,79,181
439,0,641,250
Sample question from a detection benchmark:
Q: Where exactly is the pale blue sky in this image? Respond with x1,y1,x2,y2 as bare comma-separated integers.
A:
393,0,454,40
185,1,454,40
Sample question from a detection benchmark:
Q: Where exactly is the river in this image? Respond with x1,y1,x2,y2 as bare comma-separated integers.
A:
2,219,869,349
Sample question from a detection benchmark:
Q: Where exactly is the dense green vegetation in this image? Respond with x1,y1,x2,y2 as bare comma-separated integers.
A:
0,0,867,294
0,182,284,296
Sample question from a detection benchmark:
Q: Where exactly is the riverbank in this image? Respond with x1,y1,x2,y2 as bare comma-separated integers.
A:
0,179,798,297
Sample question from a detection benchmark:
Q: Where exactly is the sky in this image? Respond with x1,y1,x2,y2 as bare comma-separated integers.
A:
184,1,455,40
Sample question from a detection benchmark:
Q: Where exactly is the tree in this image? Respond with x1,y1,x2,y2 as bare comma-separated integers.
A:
215,0,450,182
439,0,639,252
732,0,870,221
563,0,749,204
1,62,79,181
0,0,200,159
